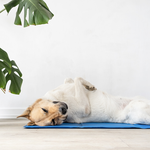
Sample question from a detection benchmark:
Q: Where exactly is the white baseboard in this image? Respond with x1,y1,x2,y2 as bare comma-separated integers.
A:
0,108,25,118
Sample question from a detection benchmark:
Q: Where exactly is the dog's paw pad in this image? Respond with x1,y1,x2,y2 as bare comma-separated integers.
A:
85,85,97,91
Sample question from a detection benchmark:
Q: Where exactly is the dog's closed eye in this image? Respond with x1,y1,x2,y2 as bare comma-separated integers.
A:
41,108,48,113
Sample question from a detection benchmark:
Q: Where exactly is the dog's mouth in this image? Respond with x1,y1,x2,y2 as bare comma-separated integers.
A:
28,114,68,126
63,115,68,122
51,115,68,126
52,119,55,125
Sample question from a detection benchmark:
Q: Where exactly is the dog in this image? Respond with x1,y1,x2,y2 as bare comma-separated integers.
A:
17,77,150,126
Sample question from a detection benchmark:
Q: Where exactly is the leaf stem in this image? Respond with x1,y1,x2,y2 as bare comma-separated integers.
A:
0,88,6,94
0,8,6,13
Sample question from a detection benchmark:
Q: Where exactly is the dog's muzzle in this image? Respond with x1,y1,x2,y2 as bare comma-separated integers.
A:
53,101,68,115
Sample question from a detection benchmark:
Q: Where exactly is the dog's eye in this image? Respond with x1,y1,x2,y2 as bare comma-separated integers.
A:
41,108,48,113
53,101,59,104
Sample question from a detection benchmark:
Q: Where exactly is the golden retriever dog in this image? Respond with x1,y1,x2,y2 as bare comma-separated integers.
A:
18,77,150,126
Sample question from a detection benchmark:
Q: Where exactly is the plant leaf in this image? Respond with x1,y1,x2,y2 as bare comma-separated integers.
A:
4,0,21,13
0,70,6,88
0,61,11,74
0,48,23,94
6,67,23,94
4,60,23,94
4,0,54,27
11,60,22,77
0,48,11,67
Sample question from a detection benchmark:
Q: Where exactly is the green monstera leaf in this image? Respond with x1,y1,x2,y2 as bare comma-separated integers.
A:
0,48,23,94
3,0,54,27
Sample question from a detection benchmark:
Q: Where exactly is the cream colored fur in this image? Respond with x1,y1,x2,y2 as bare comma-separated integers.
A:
42,77,150,124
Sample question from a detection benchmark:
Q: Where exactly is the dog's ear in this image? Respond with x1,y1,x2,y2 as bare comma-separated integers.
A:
17,99,42,119
17,106,32,118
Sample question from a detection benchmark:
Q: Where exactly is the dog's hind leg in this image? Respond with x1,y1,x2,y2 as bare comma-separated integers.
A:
121,100,150,124
79,78,97,91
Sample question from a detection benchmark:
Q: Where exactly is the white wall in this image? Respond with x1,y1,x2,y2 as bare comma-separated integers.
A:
0,0,150,118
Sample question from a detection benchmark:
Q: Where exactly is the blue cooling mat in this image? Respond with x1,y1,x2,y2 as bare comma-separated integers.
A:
24,122,150,129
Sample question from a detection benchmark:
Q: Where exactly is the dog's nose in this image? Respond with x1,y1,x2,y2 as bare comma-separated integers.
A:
59,102,68,114
62,102,68,110
53,101,68,110
59,107,67,115
53,101,68,115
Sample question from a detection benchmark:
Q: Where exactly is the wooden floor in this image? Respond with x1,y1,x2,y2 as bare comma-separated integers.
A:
0,119,150,150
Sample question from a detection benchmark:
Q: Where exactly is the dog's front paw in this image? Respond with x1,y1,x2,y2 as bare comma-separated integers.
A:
27,121,36,126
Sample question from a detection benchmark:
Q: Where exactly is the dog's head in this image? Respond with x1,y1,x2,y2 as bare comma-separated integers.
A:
17,99,68,126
